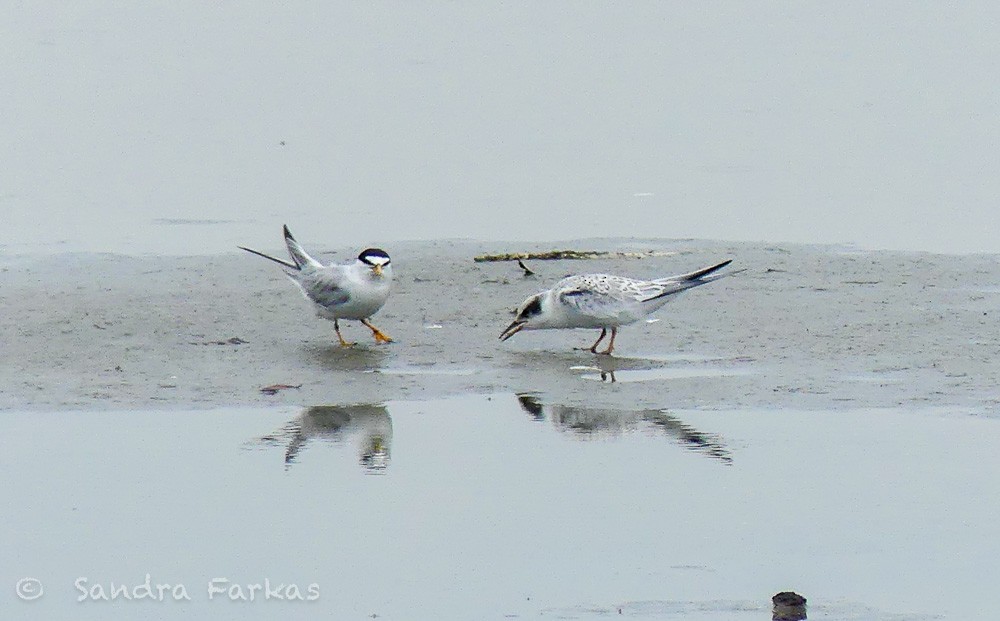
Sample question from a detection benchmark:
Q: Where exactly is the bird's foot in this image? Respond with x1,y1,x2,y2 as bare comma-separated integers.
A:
362,319,393,344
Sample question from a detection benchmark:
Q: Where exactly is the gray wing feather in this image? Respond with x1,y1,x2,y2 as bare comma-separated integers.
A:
556,275,649,319
558,289,626,320
296,267,351,307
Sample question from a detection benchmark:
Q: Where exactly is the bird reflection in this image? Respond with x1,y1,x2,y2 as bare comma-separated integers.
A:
258,404,392,472
568,353,621,382
516,393,731,464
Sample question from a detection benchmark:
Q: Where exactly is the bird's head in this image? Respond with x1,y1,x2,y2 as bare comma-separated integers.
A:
499,293,548,341
358,248,391,278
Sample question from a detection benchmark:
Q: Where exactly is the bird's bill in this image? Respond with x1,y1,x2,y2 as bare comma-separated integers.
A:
499,319,526,341
371,264,383,277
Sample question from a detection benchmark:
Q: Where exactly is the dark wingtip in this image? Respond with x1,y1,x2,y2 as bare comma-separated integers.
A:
283,224,294,241
684,258,734,281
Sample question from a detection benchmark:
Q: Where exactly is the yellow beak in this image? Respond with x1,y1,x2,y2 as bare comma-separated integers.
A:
372,264,383,277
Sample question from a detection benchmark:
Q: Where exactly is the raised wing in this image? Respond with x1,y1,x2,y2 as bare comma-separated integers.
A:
283,225,324,270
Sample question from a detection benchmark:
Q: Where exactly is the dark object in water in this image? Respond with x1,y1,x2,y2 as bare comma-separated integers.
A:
260,383,303,395
516,259,536,276
772,591,807,620
473,250,674,262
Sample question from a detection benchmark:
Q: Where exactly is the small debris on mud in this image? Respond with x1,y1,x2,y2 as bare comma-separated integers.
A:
260,383,302,395
191,337,249,346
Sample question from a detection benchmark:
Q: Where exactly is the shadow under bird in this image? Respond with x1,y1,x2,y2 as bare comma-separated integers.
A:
500,259,740,355
239,225,393,346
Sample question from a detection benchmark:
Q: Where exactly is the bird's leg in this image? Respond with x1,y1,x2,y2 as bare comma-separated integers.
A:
361,318,393,344
598,327,618,356
334,319,355,347
587,328,608,353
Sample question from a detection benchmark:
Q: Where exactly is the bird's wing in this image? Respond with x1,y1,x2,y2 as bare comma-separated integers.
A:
238,224,326,271
657,259,733,284
283,225,323,269
556,275,650,319
296,266,352,307
643,260,741,302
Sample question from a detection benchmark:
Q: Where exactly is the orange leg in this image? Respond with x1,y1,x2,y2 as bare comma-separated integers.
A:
334,319,355,347
361,318,393,344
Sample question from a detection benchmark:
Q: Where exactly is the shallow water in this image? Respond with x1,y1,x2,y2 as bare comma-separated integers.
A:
2,393,999,620
5,5,1000,256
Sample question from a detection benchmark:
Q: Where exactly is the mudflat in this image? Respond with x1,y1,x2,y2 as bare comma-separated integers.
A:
2,239,998,414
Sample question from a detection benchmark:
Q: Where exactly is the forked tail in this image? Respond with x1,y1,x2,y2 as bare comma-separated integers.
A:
237,245,299,270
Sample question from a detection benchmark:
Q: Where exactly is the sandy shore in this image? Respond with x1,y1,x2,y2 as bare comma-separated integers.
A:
2,239,999,413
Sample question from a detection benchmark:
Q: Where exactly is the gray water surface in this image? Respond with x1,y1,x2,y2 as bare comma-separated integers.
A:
4,3,1000,255
2,394,998,620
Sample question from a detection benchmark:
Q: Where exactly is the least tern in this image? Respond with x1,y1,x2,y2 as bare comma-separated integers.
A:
499,259,738,355
239,225,393,346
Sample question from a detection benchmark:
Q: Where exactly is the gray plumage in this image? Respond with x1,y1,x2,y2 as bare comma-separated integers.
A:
239,225,394,345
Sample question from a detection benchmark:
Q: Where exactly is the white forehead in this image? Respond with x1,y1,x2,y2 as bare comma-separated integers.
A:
365,256,390,267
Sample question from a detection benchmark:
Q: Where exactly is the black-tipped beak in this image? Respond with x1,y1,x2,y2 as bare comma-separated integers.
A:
499,319,526,341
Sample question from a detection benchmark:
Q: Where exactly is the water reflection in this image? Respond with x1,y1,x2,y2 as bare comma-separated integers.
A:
516,350,622,382
516,393,731,463
518,350,746,384
258,404,393,472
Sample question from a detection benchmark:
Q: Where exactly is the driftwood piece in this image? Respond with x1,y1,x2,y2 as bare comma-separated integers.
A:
473,250,675,262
